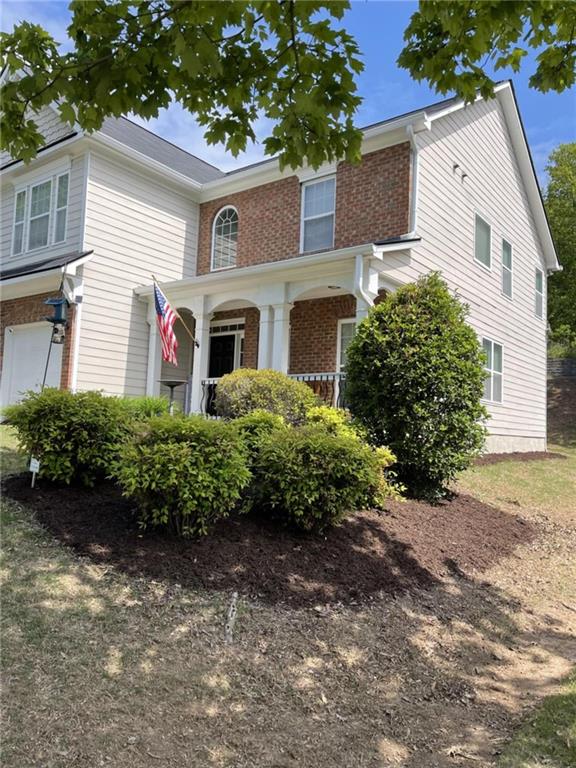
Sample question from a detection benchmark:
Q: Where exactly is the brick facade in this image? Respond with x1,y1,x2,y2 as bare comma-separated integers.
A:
0,292,76,390
198,143,411,275
289,295,356,374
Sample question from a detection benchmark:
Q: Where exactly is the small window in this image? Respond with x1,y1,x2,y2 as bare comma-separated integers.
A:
54,173,69,243
211,206,238,270
482,338,503,403
12,189,27,255
502,240,513,298
338,320,356,372
535,268,544,319
301,177,336,253
474,214,491,268
28,179,52,250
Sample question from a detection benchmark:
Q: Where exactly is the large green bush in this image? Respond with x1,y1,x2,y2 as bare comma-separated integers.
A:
233,410,287,461
250,424,397,533
115,415,250,537
215,368,317,424
5,388,133,486
346,272,488,499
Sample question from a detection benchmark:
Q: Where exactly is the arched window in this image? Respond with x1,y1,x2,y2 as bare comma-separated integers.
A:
211,206,238,270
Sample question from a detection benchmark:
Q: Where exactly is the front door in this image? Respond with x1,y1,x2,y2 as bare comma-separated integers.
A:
208,334,236,378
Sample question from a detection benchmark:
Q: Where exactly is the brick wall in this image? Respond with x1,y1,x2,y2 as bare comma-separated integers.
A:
198,143,411,274
289,295,356,374
0,292,75,389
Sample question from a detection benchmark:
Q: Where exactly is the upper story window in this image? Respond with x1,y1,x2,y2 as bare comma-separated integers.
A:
301,176,335,253
482,338,503,403
211,206,238,270
474,214,491,269
12,171,70,256
535,268,544,318
502,239,513,298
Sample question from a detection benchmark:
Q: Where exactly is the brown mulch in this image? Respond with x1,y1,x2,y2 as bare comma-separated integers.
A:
3,474,536,608
474,450,567,466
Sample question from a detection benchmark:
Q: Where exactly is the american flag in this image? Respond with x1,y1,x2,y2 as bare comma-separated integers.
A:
154,281,178,366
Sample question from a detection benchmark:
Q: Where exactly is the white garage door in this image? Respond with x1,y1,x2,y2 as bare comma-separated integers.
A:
1,323,63,409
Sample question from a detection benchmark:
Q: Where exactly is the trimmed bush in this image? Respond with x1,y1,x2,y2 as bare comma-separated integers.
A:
346,272,488,499
233,410,287,461
250,425,398,533
305,404,367,441
115,415,250,537
5,388,133,486
120,395,171,419
215,368,317,424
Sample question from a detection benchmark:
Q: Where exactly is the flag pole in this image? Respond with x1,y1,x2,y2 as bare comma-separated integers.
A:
152,274,199,347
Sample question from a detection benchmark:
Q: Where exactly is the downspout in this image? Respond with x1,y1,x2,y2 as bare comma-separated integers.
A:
354,253,374,310
406,124,419,237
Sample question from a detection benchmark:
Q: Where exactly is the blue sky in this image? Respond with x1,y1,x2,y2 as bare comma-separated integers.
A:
2,0,575,183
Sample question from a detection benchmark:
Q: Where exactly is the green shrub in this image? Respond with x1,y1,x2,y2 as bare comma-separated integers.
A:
5,388,133,486
250,425,398,533
346,272,488,499
115,415,250,537
233,410,287,461
305,404,367,441
215,368,317,424
120,395,171,419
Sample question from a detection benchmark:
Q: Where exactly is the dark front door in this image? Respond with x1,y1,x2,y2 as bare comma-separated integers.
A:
208,335,236,378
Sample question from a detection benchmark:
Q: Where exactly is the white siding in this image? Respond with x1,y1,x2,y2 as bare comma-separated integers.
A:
77,152,199,396
0,153,87,267
385,99,548,450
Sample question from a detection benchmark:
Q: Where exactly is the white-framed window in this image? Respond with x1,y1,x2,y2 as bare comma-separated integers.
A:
337,319,356,372
211,206,238,271
301,176,336,253
482,338,503,403
474,214,491,269
535,268,544,319
11,170,70,255
208,318,245,374
502,239,513,298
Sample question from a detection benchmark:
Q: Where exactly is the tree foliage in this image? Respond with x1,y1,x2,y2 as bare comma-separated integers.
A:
1,1,574,166
545,143,576,335
398,1,576,101
0,0,363,167
345,273,488,499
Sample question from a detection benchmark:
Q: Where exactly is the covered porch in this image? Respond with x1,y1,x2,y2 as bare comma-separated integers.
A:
135,241,415,414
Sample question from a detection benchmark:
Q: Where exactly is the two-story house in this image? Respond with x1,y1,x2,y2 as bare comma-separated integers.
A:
0,80,560,452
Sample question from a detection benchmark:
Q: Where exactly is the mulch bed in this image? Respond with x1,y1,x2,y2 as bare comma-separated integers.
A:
474,451,566,466
3,474,536,608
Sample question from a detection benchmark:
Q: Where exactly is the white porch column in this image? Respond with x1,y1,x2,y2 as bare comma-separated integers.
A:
271,302,292,373
257,305,273,369
189,313,211,413
146,310,162,396
355,296,371,323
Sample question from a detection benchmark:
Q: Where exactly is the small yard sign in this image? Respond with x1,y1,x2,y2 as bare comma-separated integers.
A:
29,457,40,487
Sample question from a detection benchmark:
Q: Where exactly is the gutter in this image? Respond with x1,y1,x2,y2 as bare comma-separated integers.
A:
354,254,374,309
406,125,420,237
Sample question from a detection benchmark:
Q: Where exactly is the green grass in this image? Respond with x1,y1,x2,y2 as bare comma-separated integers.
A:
0,424,26,474
498,672,576,768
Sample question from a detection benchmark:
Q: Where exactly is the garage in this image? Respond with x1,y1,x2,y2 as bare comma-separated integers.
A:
0,322,62,409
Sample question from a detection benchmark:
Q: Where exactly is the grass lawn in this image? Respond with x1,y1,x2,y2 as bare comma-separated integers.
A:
1,405,575,767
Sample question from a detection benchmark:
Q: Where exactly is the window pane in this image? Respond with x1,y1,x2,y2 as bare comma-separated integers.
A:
482,338,492,369
493,343,503,373
502,240,512,269
535,269,543,293
212,208,238,269
28,214,50,249
502,269,512,298
15,190,26,222
492,373,503,402
30,180,51,217
483,373,492,401
13,222,24,254
54,209,67,243
536,292,543,319
475,215,491,267
303,214,334,252
304,178,335,218
57,174,69,208
339,322,356,370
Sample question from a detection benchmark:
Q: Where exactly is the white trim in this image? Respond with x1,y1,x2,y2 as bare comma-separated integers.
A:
211,205,239,271
473,212,492,271
79,151,91,250
501,238,513,300
210,317,245,328
69,298,83,392
300,175,336,254
535,267,544,319
296,161,338,183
